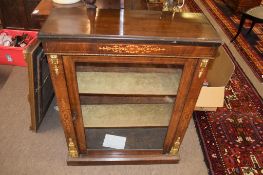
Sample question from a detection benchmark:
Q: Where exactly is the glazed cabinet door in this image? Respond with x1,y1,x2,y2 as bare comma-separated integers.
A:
62,55,198,158
26,42,54,131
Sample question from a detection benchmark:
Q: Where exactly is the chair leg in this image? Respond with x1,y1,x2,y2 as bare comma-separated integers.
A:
246,21,256,35
231,15,246,42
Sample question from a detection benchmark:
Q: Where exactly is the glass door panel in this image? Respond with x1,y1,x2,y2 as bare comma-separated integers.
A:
75,62,183,150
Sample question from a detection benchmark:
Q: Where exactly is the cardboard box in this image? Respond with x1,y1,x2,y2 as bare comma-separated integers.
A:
195,46,235,111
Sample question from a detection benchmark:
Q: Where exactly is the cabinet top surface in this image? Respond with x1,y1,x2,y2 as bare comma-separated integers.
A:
39,7,221,44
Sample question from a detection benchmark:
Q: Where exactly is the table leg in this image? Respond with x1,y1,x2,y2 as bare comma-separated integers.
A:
246,21,256,35
231,14,247,42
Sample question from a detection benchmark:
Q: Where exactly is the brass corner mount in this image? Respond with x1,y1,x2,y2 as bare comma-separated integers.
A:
68,138,79,158
170,137,181,156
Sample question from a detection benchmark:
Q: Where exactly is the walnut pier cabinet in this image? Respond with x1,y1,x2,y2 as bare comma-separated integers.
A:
38,7,221,165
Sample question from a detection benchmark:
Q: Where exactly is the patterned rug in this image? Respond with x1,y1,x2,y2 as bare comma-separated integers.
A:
194,44,263,175
147,1,263,174
199,0,263,82
163,1,263,174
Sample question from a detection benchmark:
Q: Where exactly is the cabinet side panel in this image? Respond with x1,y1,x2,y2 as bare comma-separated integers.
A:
26,41,54,132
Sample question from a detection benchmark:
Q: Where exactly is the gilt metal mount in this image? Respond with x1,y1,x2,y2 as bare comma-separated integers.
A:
50,55,59,76
170,137,181,155
68,138,79,158
198,59,209,78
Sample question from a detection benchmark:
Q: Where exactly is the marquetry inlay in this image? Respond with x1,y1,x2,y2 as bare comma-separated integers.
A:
58,99,72,135
98,44,166,54
49,55,59,76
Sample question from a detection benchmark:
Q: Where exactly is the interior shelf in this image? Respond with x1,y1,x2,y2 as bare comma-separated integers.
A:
76,71,182,95
82,103,174,128
86,128,167,150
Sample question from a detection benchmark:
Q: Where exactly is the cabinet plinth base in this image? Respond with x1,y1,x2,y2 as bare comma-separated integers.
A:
67,154,180,166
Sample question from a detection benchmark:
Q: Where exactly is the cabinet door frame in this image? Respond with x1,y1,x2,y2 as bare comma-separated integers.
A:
62,55,198,155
